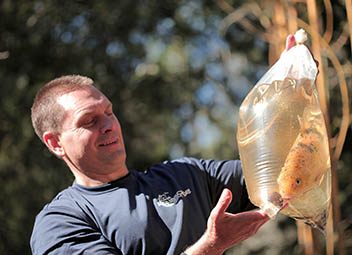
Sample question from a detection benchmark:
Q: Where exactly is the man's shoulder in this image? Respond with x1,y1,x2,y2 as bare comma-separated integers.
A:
161,156,213,167
146,157,241,179
37,186,80,215
152,156,205,172
165,156,201,164
161,157,241,171
30,186,95,254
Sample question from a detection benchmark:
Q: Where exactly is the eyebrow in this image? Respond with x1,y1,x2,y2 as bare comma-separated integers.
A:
74,102,113,124
74,111,95,126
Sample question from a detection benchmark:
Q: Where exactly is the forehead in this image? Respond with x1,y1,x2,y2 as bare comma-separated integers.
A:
57,87,109,113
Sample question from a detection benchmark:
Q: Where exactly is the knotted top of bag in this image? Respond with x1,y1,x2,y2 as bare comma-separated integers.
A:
255,29,318,86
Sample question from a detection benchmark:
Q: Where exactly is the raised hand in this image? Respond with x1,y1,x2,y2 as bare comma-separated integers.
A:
184,189,269,255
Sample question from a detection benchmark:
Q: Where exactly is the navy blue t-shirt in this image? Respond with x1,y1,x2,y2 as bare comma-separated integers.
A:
30,157,253,255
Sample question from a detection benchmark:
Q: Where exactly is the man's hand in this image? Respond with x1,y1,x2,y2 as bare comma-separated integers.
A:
184,188,269,255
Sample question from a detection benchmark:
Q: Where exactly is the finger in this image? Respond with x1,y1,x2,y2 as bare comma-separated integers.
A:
285,34,296,51
253,219,269,234
250,211,270,233
213,188,233,215
256,213,270,227
249,210,270,222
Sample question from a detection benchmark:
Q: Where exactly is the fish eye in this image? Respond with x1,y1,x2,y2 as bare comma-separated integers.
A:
295,178,302,185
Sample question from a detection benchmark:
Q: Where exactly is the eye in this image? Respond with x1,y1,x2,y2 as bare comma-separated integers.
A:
295,178,302,185
105,104,114,116
83,117,97,127
106,111,113,117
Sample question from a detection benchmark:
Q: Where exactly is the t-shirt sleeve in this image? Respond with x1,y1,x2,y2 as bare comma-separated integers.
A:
30,202,122,255
171,157,256,213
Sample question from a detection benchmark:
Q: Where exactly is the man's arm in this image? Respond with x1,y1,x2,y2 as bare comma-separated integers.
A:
30,204,121,255
183,188,269,255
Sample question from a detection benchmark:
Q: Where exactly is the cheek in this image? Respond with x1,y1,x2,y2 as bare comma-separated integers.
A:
113,115,122,131
65,130,96,156
80,131,96,151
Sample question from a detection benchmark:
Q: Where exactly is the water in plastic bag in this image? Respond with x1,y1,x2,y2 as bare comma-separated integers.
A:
237,38,331,232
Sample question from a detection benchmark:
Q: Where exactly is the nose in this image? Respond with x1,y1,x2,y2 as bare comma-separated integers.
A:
100,115,113,134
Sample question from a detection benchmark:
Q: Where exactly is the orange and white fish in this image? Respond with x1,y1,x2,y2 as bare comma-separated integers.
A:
277,108,329,201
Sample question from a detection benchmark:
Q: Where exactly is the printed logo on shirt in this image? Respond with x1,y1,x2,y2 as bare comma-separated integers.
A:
156,189,191,207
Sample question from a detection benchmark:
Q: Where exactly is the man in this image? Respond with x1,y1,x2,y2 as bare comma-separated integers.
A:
30,35,296,255
30,74,268,255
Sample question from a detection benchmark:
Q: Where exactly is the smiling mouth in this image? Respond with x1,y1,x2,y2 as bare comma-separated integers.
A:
99,140,118,147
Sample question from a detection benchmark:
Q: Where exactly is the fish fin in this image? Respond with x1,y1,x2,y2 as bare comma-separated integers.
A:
318,174,325,185
297,115,305,132
313,169,325,183
298,107,313,132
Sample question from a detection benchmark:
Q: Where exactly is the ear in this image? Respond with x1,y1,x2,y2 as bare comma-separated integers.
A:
43,131,65,157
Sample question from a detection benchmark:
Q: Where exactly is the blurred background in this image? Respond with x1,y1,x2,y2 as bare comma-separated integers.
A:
0,0,351,254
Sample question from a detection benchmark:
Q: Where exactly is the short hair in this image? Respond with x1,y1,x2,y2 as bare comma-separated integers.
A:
31,75,94,142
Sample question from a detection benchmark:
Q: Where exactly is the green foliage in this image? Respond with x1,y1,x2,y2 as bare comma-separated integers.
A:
0,1,242,253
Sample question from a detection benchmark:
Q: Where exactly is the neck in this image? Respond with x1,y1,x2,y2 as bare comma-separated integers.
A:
74,166,129,187
74,170,129,187
64,157,129,187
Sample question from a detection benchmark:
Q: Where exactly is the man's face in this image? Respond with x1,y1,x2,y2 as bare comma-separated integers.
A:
56,86,126,175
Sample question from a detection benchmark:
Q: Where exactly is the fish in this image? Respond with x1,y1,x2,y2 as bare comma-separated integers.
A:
277,107,329,201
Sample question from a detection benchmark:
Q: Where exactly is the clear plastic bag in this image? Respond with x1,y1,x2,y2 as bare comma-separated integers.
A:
237,32,331,232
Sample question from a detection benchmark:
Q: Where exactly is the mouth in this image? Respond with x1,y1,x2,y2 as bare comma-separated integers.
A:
98,139,118,147
278,201,289,212
281,196,295,205
277,189,292,201
268,191,290,208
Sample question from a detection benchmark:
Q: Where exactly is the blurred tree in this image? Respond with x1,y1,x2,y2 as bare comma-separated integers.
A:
0,1,247,253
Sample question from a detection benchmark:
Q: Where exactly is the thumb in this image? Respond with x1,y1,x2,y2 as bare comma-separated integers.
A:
213,188,232,215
